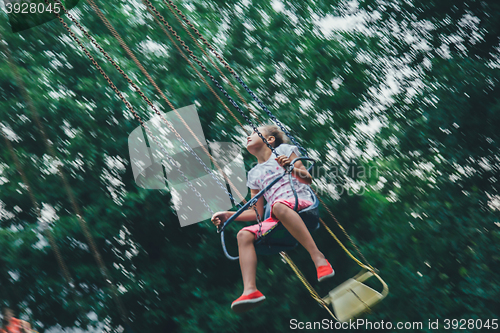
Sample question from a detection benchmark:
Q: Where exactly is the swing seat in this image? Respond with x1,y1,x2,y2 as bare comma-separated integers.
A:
254,188,320,256
322,269,389,322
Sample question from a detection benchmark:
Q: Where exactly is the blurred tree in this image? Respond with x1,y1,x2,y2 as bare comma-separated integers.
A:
0,0,498,332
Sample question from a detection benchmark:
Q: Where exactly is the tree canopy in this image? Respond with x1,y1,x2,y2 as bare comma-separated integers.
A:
0,0,499,332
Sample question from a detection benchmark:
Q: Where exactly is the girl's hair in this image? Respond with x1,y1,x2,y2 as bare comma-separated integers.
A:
261,124,289,148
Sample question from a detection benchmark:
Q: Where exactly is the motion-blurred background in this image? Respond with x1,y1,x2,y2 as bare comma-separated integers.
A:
0,0,499,332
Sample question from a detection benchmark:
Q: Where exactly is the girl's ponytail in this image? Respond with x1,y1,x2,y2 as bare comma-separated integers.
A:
262,124,288,148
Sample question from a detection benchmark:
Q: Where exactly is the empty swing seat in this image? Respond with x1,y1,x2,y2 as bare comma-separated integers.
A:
254,188,320,255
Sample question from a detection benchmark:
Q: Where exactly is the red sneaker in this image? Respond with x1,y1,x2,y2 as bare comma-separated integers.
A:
231,290,266,313
317,259,335,282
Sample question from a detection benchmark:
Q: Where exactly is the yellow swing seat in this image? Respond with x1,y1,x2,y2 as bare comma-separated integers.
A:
322,268,389,322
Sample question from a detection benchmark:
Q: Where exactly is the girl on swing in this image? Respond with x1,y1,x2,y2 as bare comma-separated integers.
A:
211,124,335,313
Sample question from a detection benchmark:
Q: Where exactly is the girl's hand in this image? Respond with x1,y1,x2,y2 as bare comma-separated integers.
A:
211,211,230,227
275,155,292,168
20,320,31,333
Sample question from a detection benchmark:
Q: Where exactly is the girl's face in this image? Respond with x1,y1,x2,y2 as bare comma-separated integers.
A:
246,127,274,153
246,130,261,148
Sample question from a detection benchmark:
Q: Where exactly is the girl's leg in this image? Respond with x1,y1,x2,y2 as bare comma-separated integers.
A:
272,202,328,268
237,230,258,295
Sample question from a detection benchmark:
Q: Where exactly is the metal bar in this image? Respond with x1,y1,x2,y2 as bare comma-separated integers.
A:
218,172,287,234
219,157,315,259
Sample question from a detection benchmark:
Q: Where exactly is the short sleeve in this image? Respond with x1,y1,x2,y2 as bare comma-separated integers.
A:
246,168,261,190
276,144,300,158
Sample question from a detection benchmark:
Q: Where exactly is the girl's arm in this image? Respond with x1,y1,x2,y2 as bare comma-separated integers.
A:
276,152,312,185
211,189,265,226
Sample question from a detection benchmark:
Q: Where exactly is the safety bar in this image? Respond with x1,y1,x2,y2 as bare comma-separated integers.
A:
217,171,285,234
218,157,315,260
218,157,315,233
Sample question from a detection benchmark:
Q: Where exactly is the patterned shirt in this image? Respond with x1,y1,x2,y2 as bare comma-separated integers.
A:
246,144,312,204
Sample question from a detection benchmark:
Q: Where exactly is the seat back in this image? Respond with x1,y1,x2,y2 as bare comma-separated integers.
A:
255,188,320,255
322,270,389,322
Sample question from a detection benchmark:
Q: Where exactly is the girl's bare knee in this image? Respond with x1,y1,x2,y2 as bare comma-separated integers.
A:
272,202,289,219
237,230,255,244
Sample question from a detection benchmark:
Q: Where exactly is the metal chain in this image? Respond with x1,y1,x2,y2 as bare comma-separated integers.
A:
3,18,130,325
156,1,379,276
58,1,230,208
159,1,378,272
86,0,252,212
162,0,262,124
162,0,378,270
280,252,338,320
252,205,263,238
142,5,251,206
47,0,214,215
86,0,248,133
145,3,314,241
54,1,243,213
233,75,309,157
164,0,308,157
143,0,279,159
312,188,375,271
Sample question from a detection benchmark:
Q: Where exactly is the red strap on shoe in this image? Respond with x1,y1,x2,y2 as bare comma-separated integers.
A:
317,260,334,280
232,290,265,304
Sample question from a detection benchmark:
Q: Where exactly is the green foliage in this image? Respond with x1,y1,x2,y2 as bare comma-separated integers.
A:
0,0,499,332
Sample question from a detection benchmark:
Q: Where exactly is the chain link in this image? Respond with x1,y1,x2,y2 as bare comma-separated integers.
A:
159,1,377,272
280,252,338,320
48,0,214,215
252,205,263,238
234,76,309,157
86,0,253,211
162,0,378,270
162,0,262,125
143,0,279,158
61,2,230,209
164,0,308,157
